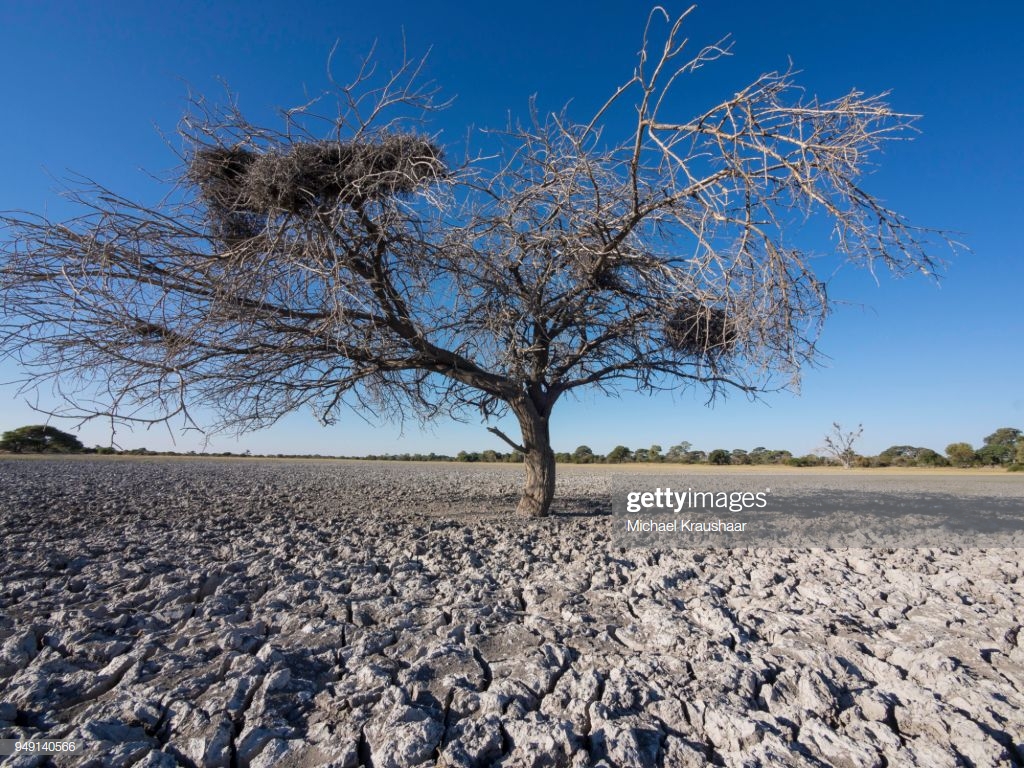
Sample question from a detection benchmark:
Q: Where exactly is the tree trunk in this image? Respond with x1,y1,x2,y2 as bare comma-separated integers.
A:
513,398,556,518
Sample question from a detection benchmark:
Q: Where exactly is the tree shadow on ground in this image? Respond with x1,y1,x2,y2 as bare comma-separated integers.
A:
549,496,613,518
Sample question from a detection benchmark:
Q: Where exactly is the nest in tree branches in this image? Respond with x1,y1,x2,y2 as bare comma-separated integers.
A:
189,146,257,204
664,299,739,357
189,147,265,243
575,252,628,292
591,263,625,291
191,134,446,225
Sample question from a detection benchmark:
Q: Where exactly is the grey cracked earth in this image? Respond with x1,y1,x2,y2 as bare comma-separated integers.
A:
1,458,1023,767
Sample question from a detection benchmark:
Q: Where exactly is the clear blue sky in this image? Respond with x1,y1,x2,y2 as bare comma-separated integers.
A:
1,2,1021,456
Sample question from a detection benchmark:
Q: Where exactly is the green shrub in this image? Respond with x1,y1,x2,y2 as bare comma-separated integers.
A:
786,454,825,467
708,449,731,465
0,425,84,453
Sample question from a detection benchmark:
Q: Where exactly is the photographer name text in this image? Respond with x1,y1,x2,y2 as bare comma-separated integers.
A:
625,518,748,532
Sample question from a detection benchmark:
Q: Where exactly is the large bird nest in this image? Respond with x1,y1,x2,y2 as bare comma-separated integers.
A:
587,259,627,291
664,299,739,357
189,135,446,240
189,146,265,243
574,250,634,293
188,146,257,207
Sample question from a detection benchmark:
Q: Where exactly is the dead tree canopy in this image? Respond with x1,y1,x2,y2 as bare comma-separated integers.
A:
0,7,951,516
190,136,446,241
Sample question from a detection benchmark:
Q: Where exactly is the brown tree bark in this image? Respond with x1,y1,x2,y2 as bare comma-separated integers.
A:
512,397,556,517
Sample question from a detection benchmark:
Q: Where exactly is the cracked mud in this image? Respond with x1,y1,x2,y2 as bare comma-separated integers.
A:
1,458,1023,767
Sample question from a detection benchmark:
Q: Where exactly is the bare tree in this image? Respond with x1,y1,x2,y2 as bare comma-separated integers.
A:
822,423,864,469
0,8,950,516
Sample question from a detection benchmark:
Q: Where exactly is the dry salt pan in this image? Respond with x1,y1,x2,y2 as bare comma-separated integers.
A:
0,457,1021,766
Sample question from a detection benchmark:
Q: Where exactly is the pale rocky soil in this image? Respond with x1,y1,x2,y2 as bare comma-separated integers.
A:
1,458,1023,767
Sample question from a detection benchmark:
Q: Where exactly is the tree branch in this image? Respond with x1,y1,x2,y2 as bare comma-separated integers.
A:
486,426,526,454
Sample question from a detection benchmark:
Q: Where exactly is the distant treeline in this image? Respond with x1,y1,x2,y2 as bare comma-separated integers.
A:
2,425,1022,470
453,430,1024,469
454,440,1020,468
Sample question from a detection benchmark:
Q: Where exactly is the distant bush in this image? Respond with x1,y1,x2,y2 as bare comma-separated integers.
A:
946,442,977,468
914,448,948,467
708,449,731,465
606,445,632,463
0,425,84,453
981,427,1022,466
572,445,596,464
786,454,825,467
1008,464,1024,473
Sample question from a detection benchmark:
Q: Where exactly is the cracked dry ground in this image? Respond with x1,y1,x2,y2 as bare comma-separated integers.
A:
1,459,1023,767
